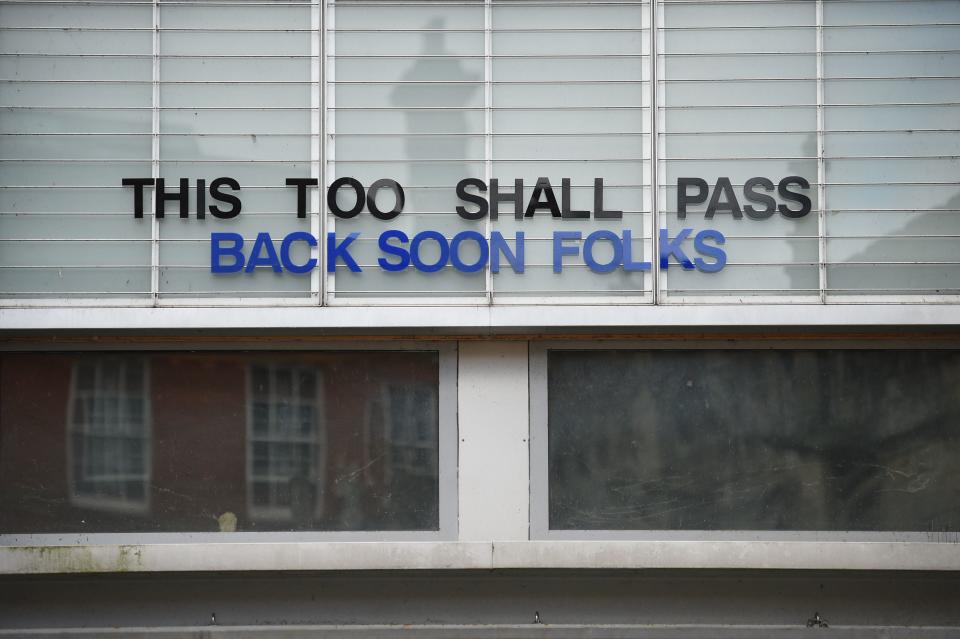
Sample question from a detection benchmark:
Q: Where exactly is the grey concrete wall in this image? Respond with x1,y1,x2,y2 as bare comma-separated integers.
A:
1,569,959,634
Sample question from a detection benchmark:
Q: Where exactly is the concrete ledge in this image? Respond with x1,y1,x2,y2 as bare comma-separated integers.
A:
2,540,960,574
1,625,960,638
3,303,960,332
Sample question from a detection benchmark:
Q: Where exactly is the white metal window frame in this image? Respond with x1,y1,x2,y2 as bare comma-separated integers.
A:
0,340,458,545
5,337,960,574
529,339,960,542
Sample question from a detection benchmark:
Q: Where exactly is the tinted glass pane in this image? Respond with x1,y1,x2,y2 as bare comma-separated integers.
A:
548,349,960,531
0,351,440,533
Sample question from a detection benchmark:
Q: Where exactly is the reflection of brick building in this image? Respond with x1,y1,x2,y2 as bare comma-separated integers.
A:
0,352,439,534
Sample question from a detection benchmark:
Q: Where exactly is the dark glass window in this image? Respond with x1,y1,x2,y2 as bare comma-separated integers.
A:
0,351,440,534
548,349,960,532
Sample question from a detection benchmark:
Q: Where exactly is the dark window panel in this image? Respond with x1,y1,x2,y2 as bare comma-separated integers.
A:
0,350,440,534
548,349,960,532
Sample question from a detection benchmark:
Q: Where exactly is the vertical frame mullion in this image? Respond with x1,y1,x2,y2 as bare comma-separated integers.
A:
312,0,323,305
816,0,827,304
649,0,660,304
437,344,459,540
151,1,160,306
528,343,549,539
325,1,337,304
244,365,254,522
483,0,493,304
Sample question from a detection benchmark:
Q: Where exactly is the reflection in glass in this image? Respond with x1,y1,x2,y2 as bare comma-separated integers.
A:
821,0,960,296
0,351,440,533
660,1,819,298
332,6,486,298
69,357,150,511
247,365,325,524
393,18,481,182
385,383,439,479
548,349,960,532
490,1,649,298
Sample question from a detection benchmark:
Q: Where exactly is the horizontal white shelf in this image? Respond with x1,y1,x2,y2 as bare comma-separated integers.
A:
2,303,960,332
2,539,960,574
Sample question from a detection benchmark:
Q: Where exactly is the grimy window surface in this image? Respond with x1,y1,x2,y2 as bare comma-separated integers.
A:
0,351,440,534
548,349,960,532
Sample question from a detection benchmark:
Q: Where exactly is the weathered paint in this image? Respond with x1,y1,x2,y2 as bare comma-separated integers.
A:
3,541,960,575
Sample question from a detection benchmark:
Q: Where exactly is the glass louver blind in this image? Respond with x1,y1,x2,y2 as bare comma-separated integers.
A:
657,0,960,302
821,0,960,298
658,0,820,300
0,0,319,303
156,1,317,301
328,0,653,302
0,0,956,306
0,1,155,300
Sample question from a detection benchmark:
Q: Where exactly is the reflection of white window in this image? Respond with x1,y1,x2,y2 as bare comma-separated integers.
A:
247,365,325,521
68,357,150,512
383,383,438,479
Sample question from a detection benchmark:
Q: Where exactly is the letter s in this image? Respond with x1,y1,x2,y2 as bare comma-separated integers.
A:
694,229,726,273
778,176,811,218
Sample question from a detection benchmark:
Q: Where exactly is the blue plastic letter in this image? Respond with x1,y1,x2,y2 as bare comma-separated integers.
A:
450,230,489,273
280,231,318,274
583,230,623,273
378,230,410,272
327,232,362,273
245,232,282,273
694,229,727,273
659,228,695,269
491,231,524,274
410,231,450,273
622,230,651,271
553,231,581,273
211,232,245,273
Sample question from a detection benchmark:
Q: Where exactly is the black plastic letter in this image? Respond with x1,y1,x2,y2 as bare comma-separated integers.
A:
286,178,319,219
778,176,812,218
196,179,206,219
490,178,523,220
705,177,743,220
560,178,589,219
743,177,776,220
121,178,153,218
593,178,622,219
367,179,405,221
524,177,561,218
327,177,365,219
209,177,242,219
677,177,709,220
155,177,190,219
456,178,489,220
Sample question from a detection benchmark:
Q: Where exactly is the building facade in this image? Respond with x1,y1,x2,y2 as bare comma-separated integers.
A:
1,0,959,636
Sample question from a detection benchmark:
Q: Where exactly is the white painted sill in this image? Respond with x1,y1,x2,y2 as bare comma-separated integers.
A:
2,540,959,574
